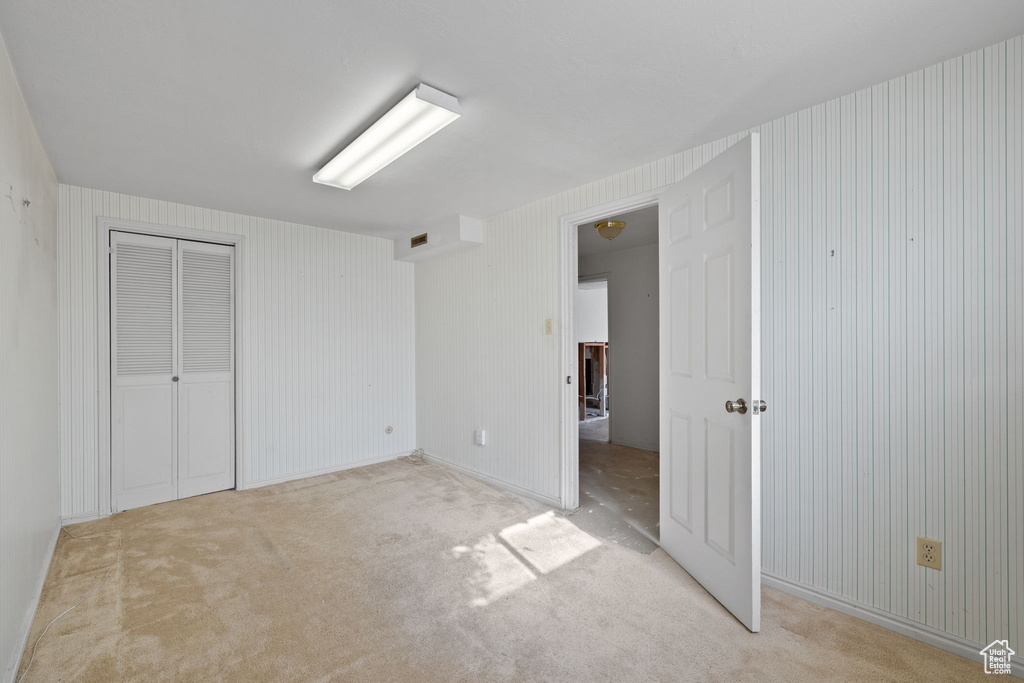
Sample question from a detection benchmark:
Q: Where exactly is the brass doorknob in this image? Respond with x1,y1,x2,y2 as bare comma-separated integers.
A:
725,398,747,414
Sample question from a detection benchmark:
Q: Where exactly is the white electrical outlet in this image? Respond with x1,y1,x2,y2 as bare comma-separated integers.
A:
917,536,942,570
475,429,486,446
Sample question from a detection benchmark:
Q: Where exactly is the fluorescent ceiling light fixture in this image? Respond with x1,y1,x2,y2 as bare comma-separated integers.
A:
313,83,462,190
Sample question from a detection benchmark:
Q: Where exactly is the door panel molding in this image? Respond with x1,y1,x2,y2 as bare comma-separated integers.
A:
668,410,693,531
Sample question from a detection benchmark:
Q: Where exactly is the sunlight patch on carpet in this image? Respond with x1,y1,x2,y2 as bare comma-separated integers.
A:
453,534,537,607
499,512,602,575
454,512,602,607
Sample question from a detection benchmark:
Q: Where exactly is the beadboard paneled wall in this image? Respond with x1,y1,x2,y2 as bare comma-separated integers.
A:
0,28,59,683
417,35,1023,652
59,186,416,518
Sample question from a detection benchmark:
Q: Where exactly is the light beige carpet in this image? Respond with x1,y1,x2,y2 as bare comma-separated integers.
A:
18,459,987,681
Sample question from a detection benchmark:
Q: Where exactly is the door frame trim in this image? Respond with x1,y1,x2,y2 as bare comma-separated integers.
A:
96,218,246,515
557,188,664,510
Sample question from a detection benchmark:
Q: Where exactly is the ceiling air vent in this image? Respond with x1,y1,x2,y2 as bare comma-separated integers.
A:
394,216,482,262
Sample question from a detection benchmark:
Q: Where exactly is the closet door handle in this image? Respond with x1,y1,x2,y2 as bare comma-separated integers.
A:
172,376,179,382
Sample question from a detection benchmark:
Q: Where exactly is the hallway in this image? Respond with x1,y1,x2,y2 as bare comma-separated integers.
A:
573,422,659,554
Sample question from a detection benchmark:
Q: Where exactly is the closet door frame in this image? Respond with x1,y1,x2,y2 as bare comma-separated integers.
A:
97,218,246,515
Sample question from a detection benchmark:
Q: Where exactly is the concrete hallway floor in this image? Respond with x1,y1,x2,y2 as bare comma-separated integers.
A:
573,418,659,554
577,415,609,441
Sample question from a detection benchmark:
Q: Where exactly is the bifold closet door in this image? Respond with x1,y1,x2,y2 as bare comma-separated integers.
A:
111,232,235,511
176,241,235,499
111,232,179,510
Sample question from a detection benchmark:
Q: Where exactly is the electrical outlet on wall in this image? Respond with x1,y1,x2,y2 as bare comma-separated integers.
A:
917,536,942,570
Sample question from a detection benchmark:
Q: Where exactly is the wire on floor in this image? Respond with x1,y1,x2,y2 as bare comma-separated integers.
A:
16,527,122,683
398,448,427,464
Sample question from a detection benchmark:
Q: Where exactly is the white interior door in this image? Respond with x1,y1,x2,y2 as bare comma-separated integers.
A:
111,232,179,511
177,241,235,499
111,232,235,511
658,134,762,631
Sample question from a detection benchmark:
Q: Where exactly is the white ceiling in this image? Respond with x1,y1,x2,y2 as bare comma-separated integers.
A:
578,205,658,257
1,2,1022,239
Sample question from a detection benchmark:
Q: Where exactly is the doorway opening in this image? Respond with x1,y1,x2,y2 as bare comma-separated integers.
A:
557,134,762,630
577,278,609,440
572,205,660,554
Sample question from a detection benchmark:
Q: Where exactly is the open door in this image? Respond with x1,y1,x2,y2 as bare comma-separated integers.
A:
658,134,762,631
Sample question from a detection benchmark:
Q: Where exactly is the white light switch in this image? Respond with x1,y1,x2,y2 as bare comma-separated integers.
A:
475,429,486,446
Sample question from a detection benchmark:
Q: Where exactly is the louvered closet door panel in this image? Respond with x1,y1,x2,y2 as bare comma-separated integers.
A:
182,249,233,374
111,231,178,511
115,243,174,375
177,240,235,499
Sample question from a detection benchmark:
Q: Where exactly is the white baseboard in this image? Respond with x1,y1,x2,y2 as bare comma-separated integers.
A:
424,455,562,508
5,521,61,683
60,510,108,526
61,453,416,517
762,571,1023,679
609,437,659,453
243,451,412,489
